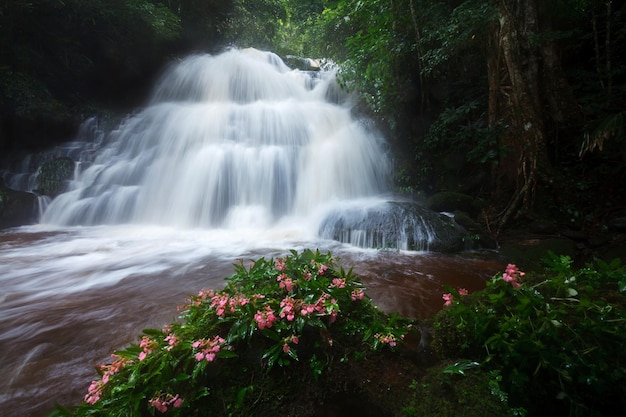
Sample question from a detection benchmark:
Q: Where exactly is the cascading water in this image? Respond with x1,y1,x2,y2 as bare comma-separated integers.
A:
41,48,390,232
0,48,496,417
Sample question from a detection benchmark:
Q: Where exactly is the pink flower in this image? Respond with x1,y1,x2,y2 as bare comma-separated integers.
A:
442,293,454,307
375,333,398,347
351,289,365,301
149,393,184,413
172,395,183,408
275,258,286,271
458,288,469,296
98,354,129,385
277,273,294,292
254,306,277,329
84,380,104,404
192,336,226,362
318,264,328,275
279,296,297,321
164,333,179,351
149,397,168,413
502,264,524,288
138,336,157,361
331,278,346,288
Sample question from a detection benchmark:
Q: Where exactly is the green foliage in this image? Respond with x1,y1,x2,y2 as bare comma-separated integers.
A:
424,99,500,165
417,1,497,78
224,0,288,49
48,249,410,416
433,255,626,416
401,362,517,417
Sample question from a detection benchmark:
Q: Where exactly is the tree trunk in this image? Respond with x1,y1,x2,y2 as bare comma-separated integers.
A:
487,0,552,230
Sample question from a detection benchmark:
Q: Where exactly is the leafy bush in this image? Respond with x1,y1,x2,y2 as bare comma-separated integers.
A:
49,249,411,416
433,254,626,417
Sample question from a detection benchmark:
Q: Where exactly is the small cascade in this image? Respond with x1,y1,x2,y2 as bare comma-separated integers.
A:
0,116,107,195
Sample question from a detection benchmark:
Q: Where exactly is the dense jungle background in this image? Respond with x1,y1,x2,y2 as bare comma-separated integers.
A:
1,0,625,249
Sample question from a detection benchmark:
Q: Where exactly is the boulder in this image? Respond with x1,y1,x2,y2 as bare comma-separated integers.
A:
0,184,37,229
318,200,470,252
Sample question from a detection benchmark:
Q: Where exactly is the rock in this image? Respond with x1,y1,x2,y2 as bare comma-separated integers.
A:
283,55,321,71
0,185,37,229
35,157,75,196
318,200,470,252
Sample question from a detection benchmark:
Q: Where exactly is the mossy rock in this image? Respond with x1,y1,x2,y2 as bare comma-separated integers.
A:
400,361,516,417
36,157,75,196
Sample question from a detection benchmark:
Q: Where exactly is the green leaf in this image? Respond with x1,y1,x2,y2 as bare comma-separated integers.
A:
442,361,481,375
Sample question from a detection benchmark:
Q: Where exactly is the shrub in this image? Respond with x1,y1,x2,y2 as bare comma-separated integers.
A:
48,249,412,416
433,254,626,417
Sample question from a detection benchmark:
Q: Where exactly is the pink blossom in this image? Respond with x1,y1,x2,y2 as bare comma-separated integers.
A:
84,380,104,404
149,393,184,413
149,397,168,413
375,333,398,347
164,333,179,351
331,278,346,288
279,296,297,321
300,303,316,316
458,288,469,296
192,336,226,362
318,264,328,275
98,354,128,385
254,306,277,329
502,264,524,288
275,258,286,271
302,270,312,281
351,289,365,301
138,336,157,361
442,293,454,307
172,395,183,408
277,273,294,292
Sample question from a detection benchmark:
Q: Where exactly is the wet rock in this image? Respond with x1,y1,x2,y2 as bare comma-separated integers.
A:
35,157,75,196
283,55,321,71
0,184,37,229
319,200,469,252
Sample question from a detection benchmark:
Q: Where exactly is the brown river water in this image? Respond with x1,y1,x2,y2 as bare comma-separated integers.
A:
0,225,505,417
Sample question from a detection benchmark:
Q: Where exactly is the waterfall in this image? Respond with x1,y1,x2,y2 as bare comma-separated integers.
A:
41,48,390,231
